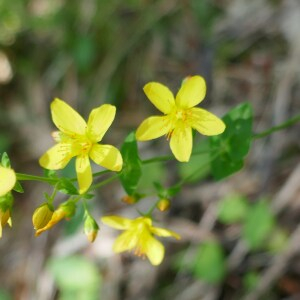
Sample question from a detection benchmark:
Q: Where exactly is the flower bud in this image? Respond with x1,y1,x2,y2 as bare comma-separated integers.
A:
35,201,76,236
32,203,54,230
59,201,76,219
84,215,99,243
0,208,12,238
122,195,137,205
156,198,171,212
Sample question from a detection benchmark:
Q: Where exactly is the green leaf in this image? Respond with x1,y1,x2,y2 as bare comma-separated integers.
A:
179,139,211,183
153,182,181,199
266,228,288,253
73,35,96,73
242,200,275,250
120,132,142,195
0,289,12,300
193,241,226,283
57,178,79,195
137,162,165,192
217,194,249,224
47,255,101,300
1,152,11,168
210,102,253,180
13,181,24,193
44,169,57,179
243,272,260,291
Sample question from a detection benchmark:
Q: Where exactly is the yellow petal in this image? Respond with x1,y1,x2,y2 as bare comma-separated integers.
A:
113,230,138,253
151,226,181,240
51,98,87,136
175,75,206,109
170,125,192,162
190,107,225,136
101,215,132,230
89,144,123,171
0,167,16,197
143,82,175,114
39,143,77,170
135,116,172,141
35,208,66,236
145,235,165,266
76,155,92,194
87,104,116,142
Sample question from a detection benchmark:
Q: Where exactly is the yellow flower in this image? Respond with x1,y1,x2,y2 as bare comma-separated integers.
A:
101,215,180,266
39,98,123,194
0,208,12,238
136,75,225,162
0,165,16,197
35,201,76,236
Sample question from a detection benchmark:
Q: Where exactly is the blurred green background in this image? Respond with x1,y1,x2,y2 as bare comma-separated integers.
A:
1,0,300,299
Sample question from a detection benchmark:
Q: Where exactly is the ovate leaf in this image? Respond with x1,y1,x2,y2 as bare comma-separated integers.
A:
57,178,79,195
120,132,142,195
210,103,253,180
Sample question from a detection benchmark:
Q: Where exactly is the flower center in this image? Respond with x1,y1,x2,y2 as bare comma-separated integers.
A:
79,138,93,155
175,109,186,121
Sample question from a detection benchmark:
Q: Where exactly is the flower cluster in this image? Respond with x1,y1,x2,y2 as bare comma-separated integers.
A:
2,75,225,265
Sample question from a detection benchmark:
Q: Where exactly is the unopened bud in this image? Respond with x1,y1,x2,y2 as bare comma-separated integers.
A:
156,198,171,212
35,201,76,236
84,215,99,243
59,201,76,219
122,195,137,205
32,203,54,230
0,208,12,238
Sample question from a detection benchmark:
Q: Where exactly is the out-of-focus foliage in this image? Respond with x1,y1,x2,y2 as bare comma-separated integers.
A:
242,199,275,250
47,255,101,300
193,240,226,284
217,193,249,224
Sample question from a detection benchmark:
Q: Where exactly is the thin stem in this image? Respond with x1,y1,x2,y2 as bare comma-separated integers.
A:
141,149,211,165
141,155,173,164
92,169,111,177
177,151,221,186
89,174,119,191
144,198,161,217
16,173,57,184
253,114,300,139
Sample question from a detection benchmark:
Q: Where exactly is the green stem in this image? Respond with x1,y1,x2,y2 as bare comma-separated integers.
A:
72,195,83,203
92,170,111,177
144,199,161,217
48,185,58,205
89,174,119,191
141,149,210,165
16,173,57,184
253,114,300,139
141,155,173,164
69,169,110,182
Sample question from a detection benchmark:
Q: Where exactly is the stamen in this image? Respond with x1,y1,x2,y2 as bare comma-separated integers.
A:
166,130,173,141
